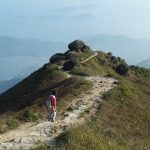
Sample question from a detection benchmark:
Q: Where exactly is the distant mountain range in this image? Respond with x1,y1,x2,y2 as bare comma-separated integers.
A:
0,56,49,81
81,34,150,65
0,36,68,58
7,66,40,80
0,36,68,81
0,66,41,94
0,77,24,94
136,59,150,69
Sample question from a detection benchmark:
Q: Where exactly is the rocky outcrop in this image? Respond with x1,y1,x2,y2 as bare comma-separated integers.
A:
81,45,91,53
107,52,112,57
49,40,93,70
50,53,65,64
111,56,118,64
63,57,80,70
116,63,129,75
65,51,78,59
68,40,85,52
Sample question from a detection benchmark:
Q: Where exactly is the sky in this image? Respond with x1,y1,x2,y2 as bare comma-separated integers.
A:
1,0,150,42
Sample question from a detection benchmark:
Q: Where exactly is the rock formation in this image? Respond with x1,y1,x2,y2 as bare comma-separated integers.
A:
68,40,85,52
63,57,80,70
116,63,129,75
50,53,65,64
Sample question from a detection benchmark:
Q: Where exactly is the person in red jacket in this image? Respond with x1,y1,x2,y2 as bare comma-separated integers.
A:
48,90,57,122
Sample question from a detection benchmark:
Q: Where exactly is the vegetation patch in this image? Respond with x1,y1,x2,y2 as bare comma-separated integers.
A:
71,51,117,77
0,119,19,134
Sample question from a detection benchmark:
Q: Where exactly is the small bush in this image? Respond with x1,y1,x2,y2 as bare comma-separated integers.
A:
0,122,8,134
21,109,38,121
0,119,19,133
7,119,19,129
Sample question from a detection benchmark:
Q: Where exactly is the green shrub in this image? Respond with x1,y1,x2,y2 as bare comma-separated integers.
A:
22,109,38,121
0,119,19,133
6,119,19,129
0,122,8,134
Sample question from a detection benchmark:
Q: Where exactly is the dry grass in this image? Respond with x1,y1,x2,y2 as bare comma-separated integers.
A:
1,50,150,150
57,76,150,150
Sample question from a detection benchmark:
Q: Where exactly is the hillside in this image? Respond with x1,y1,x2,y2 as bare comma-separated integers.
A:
0,40,150,150
136,58,150,69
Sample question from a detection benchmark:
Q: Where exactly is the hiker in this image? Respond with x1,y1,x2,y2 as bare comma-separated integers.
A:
48,90,57,122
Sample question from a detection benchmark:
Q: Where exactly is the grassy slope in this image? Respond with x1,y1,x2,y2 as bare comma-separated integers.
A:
57,51,150,150
0,51,150,150
0,64,93,133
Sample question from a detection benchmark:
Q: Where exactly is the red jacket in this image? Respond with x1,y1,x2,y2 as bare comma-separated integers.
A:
49,95,56,109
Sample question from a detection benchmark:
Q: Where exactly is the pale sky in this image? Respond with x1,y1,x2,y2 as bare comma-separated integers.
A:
1,0,150,42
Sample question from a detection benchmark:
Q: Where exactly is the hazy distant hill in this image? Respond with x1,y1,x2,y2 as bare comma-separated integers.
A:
0,66,40,94
81,34,150,65
0,36,67,58
7,66,41,80
0,77,24,94
0,36,68,81
136,59,150,68
0,57,49,81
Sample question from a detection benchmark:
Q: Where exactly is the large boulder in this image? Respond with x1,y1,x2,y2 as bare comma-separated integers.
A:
107,52,112,57
65,50,78,59
50,53,65,64
68,40,85,52
111,56,118,64
81,45,91,53
116,63,129,75
63,57,80,70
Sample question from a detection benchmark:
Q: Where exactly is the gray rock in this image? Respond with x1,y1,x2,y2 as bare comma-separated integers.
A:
63,57,80,70
0,144,12,150
116,63,129,75
107,52,112,57
20,137,34,145
76,100,84,106
111,56,118,64
81,45,91,53
68,40,85,52
67,104,74,111
14,137,21,143
50,53,65,64
40,130,47,136
44,128,51,135
65,51,78,59
62,125,68,131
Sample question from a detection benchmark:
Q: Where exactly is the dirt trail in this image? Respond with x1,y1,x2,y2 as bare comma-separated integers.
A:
0,52,118,150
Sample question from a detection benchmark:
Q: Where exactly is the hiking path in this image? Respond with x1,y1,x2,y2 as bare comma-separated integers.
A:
0,52,118,150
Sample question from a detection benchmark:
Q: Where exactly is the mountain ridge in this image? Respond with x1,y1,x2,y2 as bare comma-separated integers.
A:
0,36,67,58
0,39,150,149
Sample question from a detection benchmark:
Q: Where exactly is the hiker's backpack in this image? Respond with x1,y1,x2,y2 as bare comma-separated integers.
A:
46,98,51,108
